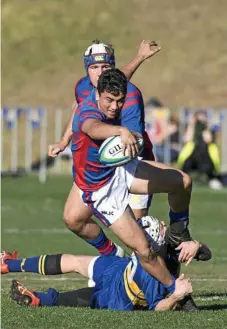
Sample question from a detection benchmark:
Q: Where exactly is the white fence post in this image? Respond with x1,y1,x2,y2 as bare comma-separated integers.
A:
39,109,47,183
54,108,63,174
25,108,33,173
10,109,18,173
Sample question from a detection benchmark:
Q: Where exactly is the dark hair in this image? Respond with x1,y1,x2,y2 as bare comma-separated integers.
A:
97,68,127,97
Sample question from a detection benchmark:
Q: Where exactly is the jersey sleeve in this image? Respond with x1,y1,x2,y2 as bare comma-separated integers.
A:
121,90,144,135
79,107,103,126
75,77,91,104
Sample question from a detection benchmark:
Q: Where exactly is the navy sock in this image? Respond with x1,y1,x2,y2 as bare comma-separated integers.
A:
36,288,59,306
5,259,22,272
6,256,44,274
86,229,117,256
169,209,189,225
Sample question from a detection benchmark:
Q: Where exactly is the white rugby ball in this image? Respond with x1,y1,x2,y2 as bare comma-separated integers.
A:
99,135,144,167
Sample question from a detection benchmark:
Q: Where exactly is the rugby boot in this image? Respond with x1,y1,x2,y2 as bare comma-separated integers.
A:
11,280,40,306
195,243,212,261
0,251,18,274
178,295,199,312
165,222,192,247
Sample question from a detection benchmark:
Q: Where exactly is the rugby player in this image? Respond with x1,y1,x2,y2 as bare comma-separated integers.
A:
58,67,203,291
49,40,196,263
49,39,163,259
2,219,207,311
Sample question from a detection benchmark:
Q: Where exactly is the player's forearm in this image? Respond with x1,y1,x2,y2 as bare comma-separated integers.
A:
83,120,122,140
121,55,145,81
61,104,76,145
154,293,180,311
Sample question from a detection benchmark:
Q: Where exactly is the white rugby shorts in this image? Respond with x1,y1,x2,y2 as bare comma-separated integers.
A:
80,158,150,226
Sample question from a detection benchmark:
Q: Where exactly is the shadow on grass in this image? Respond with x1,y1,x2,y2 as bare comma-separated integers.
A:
197,292,227,311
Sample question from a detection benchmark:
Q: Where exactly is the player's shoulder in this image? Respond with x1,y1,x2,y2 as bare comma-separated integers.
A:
126,81,142,98
78,92,99,113
75,76,91,92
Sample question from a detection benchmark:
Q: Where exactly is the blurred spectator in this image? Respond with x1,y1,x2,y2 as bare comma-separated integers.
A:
145,98,180,163
154,115,180,163
177,110,223,189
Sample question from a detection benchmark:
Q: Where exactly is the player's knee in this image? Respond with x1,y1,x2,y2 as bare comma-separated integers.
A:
182,172,192,191
63,209,83,233
172,170,192,192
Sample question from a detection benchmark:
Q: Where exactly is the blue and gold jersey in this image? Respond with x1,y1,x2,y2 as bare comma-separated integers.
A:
89,256,168,311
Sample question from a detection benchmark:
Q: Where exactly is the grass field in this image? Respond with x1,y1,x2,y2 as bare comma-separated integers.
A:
1,176,227,329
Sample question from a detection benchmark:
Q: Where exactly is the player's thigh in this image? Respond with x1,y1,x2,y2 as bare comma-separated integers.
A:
110,206,149,252
64,183,92,222
61,255,97,277
130,160,187,195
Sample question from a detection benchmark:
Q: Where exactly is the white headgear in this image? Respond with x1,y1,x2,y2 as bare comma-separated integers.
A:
139,216,165,252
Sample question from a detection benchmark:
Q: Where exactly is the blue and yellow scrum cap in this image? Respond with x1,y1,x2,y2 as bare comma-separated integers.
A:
84,40,115,73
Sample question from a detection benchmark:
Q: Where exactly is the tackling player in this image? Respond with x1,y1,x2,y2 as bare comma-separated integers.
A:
2,218,207,311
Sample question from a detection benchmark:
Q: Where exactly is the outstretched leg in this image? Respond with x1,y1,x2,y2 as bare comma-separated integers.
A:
11,280,93,307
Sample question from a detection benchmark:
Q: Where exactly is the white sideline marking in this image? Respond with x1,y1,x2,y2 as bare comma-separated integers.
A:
192,278,227,282
195,296,227,301
3,228,227,235
3,277,86,282
3,228,70,234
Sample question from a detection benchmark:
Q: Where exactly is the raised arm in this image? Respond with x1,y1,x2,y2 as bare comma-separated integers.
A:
121,40,161,81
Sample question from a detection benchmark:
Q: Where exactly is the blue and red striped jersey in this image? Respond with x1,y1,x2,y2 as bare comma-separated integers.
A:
71,89,120,192
75,76,93,105
75,77,154,160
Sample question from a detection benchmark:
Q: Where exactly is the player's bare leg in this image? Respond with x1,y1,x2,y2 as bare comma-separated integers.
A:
110,206,174,290
64,184,97,239
64,184,124,257
130,160,192,246
60,255,96,277
132,208,148,219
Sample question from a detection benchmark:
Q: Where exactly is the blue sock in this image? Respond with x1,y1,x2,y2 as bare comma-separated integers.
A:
86,229,117,256
36,288,59,306
169,209,189,225
6,256,44,273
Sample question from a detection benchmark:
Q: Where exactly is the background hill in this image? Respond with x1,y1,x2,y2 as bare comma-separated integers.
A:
2,0,227,109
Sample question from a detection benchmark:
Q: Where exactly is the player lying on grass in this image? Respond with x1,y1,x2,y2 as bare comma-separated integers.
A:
48,39,161,261
1,217,211,311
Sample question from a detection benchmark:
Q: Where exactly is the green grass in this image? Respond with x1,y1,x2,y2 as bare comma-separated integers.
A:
1,176,227,329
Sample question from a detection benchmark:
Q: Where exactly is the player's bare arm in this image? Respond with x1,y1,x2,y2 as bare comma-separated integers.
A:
48,102,76,157
121,40,161,80
82,119,138,157
155,274,193,311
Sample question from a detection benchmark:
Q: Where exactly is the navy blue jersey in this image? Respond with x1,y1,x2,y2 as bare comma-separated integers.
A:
90,256,168,311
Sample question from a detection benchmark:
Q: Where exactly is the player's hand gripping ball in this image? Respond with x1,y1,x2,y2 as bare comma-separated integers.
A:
99,135,144,167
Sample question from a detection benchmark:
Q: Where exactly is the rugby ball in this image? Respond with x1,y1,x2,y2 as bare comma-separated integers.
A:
99,135,144,167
